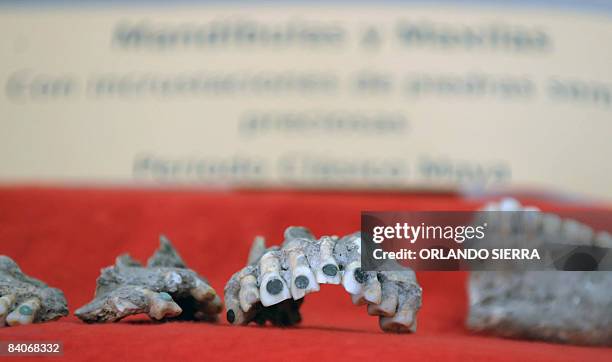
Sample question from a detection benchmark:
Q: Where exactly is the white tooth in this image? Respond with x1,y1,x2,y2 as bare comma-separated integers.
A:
288,250,319,300
316,237,341,284
542,213,562,237
6,298,40,326
290,265,319,300
595,231,612,248
239,274,260,312
148,292,182,320
259,251,290,306
342,261,363,295
259,272,291,306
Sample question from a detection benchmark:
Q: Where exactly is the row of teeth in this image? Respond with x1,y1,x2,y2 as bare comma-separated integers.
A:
481,198,611,248
74,279,222,323
228,235,418,333
0,295,40,327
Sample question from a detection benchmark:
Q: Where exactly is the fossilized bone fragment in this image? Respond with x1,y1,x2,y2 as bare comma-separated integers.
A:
468,198,612,346
75,235,222,323
224,227,422,333
0,256,68,327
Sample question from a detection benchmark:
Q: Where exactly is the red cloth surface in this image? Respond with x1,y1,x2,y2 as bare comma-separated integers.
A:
0,186,610,362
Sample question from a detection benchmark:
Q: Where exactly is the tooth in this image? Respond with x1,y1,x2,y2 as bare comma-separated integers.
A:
6,298,40,326
0,295,15,327
190,279,216,302
315,237,341,284
148,292,182,320
287,250,319,300
363,272,382,304
225,297,246,325
259,252,290,306
367,280,399,316
342,261,364,295
542,213,562,237
379,308,416,333
239,274,260,312
521,206,541,234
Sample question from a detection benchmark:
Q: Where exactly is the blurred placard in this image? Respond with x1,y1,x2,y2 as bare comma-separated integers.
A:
1,2,611,198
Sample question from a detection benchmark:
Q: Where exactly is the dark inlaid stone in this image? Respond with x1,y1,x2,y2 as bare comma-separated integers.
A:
226,309,235,323
266,279,284,295
294,275,310,289
322,264,338,276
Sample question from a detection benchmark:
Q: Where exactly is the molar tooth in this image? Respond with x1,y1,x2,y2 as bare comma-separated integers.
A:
148,292,182,320
363,272,382,304
190,279,216,302
342,261,364,295
379,309,416,333
6,298,40,326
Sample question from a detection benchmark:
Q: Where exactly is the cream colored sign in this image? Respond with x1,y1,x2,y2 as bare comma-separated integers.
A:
0,4,611,198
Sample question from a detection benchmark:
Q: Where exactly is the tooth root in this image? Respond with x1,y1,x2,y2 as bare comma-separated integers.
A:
364,273,382,304
259,252,290,306
239,274,260,312
190,280,216,302
316,237,341,284
147,292,182,320
6,298,40,326
342,261,364,295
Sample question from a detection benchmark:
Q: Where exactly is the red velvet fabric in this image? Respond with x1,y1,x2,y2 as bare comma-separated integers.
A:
0,187,610,361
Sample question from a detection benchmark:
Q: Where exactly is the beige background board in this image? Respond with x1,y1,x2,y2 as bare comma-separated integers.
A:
0,3,611,199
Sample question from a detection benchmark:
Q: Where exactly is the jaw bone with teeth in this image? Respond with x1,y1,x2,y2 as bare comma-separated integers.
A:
0,256,68,327
467,198,612,346
224,227,422,333
75,235,222,323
